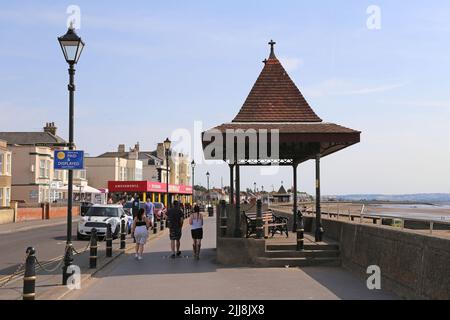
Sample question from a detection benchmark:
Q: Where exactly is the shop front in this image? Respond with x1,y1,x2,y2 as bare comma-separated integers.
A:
107,181,193,208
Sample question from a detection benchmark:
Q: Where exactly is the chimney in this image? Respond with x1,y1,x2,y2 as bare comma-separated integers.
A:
118,144,125,153
43,122,57,135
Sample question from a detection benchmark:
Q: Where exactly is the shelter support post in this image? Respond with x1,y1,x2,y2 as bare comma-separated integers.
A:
292,162,298,232
315,154,324,242
234,163,241,237
229,163,234,205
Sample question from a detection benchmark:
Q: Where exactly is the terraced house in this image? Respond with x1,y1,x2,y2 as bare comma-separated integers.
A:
0,122,87,204
0,139,12,207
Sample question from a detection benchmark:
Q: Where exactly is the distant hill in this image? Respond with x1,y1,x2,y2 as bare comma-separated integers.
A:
328,193,450,203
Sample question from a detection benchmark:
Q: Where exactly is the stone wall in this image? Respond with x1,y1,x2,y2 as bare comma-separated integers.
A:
304,216,450,300
216,237,265,266
0,209,14,224
0,204,80,224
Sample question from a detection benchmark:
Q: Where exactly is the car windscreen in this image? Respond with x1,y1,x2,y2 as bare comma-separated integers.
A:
86,207,120,217
154,203,162,209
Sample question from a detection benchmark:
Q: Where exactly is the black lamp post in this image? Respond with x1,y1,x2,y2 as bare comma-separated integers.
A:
254,182,256,193
206,171,210,207
58,24,84,286
164,138,171,208
191,160,195,204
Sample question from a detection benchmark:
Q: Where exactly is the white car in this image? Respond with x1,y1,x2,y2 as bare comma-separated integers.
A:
77,204,132,240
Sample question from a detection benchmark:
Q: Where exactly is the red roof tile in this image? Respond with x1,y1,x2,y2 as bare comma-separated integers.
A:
232,41,322,123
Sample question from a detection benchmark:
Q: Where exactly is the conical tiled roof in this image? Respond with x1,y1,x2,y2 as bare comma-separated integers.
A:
232,40,322,123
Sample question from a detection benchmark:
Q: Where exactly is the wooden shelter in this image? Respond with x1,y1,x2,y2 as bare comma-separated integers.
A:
202,40,360,243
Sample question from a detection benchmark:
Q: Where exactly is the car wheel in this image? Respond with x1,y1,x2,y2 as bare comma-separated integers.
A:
77,232,85,240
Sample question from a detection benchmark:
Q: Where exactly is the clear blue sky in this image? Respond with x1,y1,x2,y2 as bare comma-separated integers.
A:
1,1,450,195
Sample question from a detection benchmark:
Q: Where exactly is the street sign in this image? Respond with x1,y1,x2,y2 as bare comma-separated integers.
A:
36,143,72,147
54,150,84,170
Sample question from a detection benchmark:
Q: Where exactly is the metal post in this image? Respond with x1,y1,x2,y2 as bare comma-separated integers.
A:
120,219,126,250
63,63,75,285
160,217,165,231
256,199,263,239
166,151,170,209
220,200,227,237
106,223,112,257
229,164,234,205
192,165,195,205
234,163,241,237
315,154,323,242
23,247,36,300
89,228,98,268
296,210,304,251
153,220,158,234
292,162,298,232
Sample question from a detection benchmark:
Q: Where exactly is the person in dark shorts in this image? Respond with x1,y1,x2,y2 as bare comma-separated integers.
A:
189,204,203,260
167,200,184,258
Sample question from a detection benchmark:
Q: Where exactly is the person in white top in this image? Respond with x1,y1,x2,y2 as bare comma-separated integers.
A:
189,204,203,260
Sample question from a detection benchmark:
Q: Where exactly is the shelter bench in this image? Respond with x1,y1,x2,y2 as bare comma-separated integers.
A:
243,210,289,238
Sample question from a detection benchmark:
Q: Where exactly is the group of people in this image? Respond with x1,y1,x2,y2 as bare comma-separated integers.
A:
130,200,204,261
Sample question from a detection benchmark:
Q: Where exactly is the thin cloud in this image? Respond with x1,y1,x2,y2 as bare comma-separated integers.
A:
279,57,304,72
304,79,408,98
381,100,450,108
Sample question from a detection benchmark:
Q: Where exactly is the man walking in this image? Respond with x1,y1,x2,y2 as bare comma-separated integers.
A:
167,200,184,258
145,197,154,226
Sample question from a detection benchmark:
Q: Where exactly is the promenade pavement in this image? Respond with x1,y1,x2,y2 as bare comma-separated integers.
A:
65,215,398,300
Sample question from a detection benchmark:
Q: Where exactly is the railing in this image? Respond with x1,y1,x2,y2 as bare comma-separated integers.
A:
303,205,450,235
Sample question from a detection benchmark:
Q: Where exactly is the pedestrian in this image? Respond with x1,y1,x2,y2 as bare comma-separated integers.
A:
189,204,203,260
145,197,154,226
131,208,150,260
167,200,184,258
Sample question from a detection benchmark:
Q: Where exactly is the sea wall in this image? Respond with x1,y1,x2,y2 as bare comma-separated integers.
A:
304,216,450,300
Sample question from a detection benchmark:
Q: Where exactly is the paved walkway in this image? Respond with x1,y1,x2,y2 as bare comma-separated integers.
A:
65,215,398,300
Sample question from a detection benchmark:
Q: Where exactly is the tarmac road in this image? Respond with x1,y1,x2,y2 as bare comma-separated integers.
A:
0,217,87,286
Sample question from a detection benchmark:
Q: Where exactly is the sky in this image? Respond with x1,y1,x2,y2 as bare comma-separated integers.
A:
1,0,450,195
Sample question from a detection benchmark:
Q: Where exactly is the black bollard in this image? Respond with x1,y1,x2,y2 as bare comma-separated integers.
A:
89,228,98,269
160,218,165,231
106,223,112,257
62,243,74,285
120,220,126,250
153,221,158,234
296,210,304,251
23,247,36,300
256,200,263,239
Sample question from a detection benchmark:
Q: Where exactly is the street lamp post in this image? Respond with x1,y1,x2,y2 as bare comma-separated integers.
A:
58,24,84,285
164,138,171,208
206,172,210,207
191,160,195,205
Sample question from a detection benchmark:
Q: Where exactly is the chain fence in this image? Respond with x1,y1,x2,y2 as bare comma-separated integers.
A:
0,239,96,286
0,251,29,288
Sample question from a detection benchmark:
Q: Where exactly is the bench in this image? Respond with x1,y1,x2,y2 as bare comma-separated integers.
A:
243,210,289,238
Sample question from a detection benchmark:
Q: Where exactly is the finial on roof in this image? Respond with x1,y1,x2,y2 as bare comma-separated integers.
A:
262,58,268,65
268,39,276,59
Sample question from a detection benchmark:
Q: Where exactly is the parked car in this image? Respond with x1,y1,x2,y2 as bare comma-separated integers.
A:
153,202,167,221
77,204,132,240
80,202,93,215
122,201,146,216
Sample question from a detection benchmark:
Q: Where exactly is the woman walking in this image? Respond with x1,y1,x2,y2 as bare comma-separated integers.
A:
131,208,150,260
189,204,203,260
